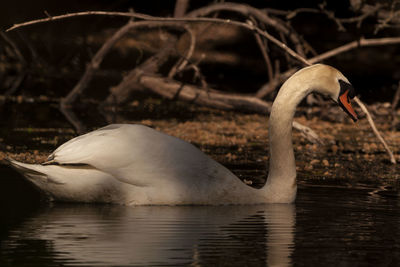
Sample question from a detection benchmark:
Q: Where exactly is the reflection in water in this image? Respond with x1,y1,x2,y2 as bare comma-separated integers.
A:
1,179,400,266
1,204,295,266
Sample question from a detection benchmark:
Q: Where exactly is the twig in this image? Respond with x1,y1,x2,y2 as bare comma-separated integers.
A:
168,25,196,78
374,9,400,34
285,4,382,29
249,17,273,81
354,97,396,164
340,4,382,28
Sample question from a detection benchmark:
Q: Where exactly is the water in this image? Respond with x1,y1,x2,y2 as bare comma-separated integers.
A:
0,100,399,266
1,172,399,266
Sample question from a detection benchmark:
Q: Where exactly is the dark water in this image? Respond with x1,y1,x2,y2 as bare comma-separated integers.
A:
0,101,399,266
1,167,399,266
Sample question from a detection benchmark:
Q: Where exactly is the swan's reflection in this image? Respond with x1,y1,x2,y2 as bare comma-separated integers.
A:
3,204,295,266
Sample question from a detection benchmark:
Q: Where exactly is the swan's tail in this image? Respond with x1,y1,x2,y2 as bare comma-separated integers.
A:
6,158,125,203
6,158,64,185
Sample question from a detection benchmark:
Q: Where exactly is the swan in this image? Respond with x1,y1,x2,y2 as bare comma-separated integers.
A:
7,64,358,205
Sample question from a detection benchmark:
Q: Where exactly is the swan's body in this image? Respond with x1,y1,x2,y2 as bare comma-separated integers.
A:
8,64,357,205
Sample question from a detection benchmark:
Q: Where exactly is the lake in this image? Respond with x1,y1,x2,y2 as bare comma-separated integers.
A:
1,166,399,266
0,100,400,266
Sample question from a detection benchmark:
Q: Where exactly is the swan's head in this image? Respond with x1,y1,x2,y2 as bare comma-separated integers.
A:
299,64,358,122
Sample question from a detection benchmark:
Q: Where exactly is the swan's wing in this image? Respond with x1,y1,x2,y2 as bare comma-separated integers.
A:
46,124,232,187
47,124,127,165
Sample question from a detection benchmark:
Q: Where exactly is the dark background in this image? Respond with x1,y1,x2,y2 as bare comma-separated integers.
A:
1,0,400,103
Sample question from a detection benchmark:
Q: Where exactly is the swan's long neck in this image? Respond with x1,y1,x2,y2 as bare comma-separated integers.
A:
264,73,312,202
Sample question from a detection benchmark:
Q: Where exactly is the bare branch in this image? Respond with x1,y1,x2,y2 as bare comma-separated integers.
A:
140,74,270,112
249,18,273,81
61,20,136,106
62,20,195,106
186,2,306,55
6,9,310,66
308,37,400,64
174,0,190,17
103,35,178,106
168,25,196,78
354,97,396,164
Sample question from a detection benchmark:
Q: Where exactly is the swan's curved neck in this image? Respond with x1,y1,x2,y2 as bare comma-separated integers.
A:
264,75,312,201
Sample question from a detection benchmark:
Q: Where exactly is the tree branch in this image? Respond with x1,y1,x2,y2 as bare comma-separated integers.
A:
168,25,196,78
138,74,322,143
5,10,310,66
354,97,396,164
61,20,136,106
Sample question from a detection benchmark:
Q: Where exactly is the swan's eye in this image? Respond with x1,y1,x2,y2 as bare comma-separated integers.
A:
338,80,355,99
338,80,358,122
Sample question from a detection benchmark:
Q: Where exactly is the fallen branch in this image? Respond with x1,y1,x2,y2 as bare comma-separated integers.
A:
138,74,322,144
139,74,271,112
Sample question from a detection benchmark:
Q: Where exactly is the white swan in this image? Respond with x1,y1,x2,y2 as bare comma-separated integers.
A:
8,64,358,205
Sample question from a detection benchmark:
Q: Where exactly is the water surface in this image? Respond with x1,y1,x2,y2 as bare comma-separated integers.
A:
1,173,399,266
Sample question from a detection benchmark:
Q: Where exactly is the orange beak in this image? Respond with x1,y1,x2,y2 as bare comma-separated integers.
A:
338,90,358,122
